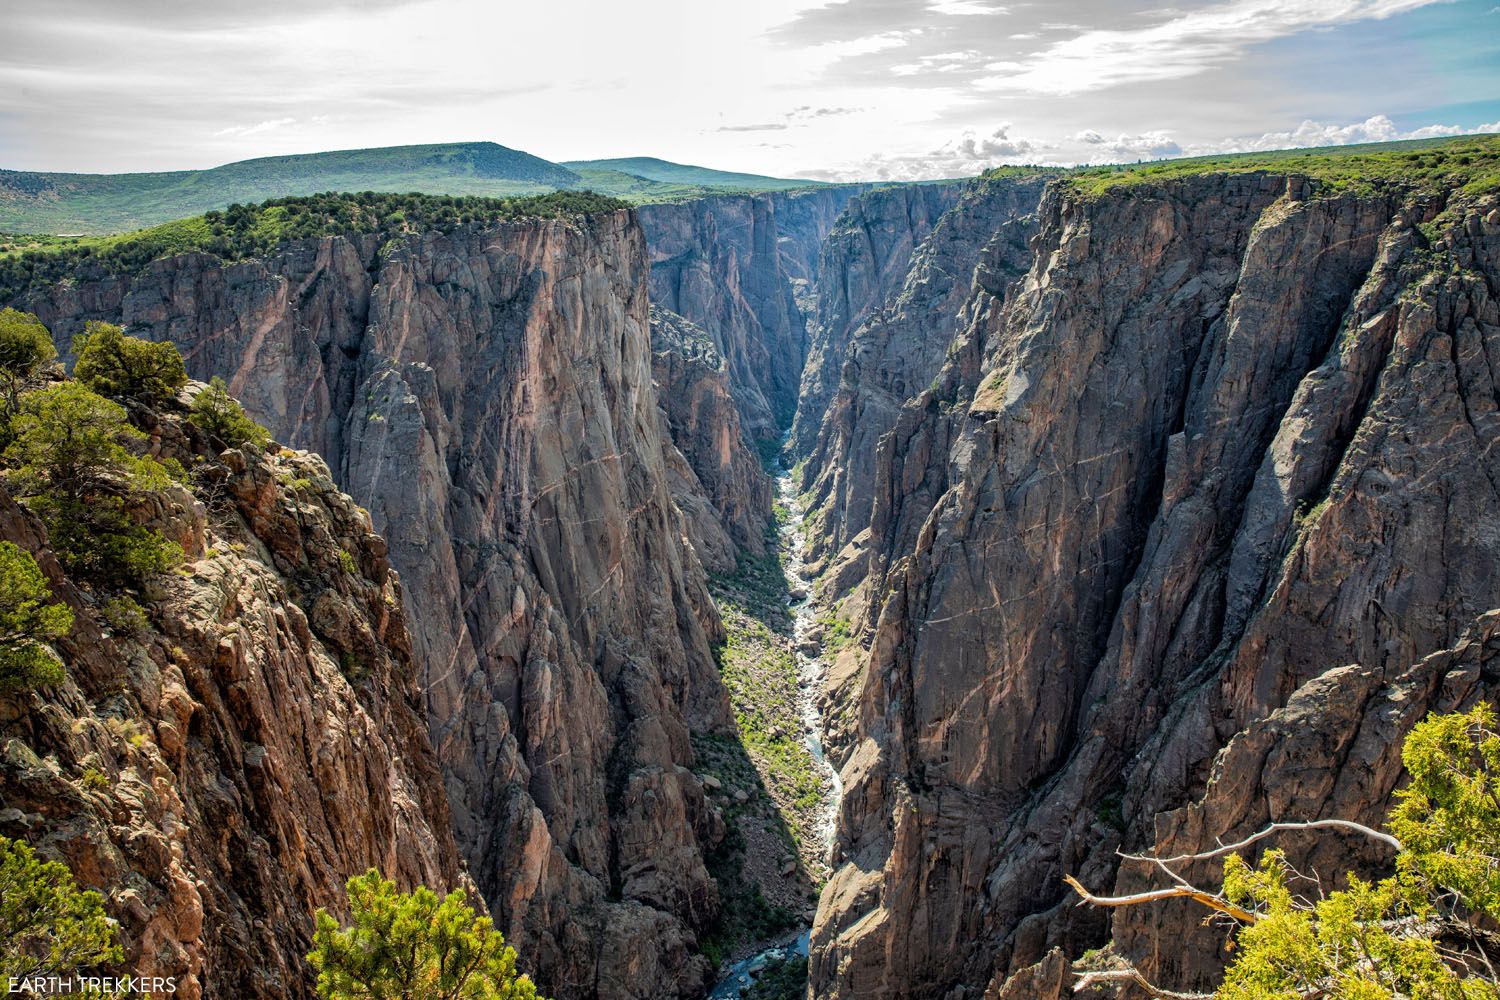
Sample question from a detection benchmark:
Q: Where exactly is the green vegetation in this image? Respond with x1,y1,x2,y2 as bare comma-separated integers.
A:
0,143,836,235
1063,133,1500,198
1073,703,1500,997
563,156,824,192
0,308,56,415
0,141,579,235
308,869,543,1000
0,190,629,302
100,596,149,638
563,158,832,204
4,377,181,592
710,545,827,849
0,541,72,693
190,376,271,449
743,953,810,1000
74,321,187,404
816,603,852,655
697,817,800,968
0,834,121,983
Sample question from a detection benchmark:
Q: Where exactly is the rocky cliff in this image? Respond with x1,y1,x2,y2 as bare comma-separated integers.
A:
651,306,772,571
11,145,1499,1000
637,188,862,443
14,211,742,999
788,182,963,463
0,386,466,1000
792,177,1042,597
804,173,1500,997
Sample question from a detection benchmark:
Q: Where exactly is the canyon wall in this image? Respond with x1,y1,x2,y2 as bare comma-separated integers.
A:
637,188,862,442
802,175,1500,997
793,177,1042,595
15,212,742,999
789,181,963,462
651,305,772,570
12,163,1497,1000
0,395,466,1000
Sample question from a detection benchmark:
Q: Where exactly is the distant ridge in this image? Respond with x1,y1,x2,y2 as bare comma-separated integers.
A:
0,141,579,234
562,156,823,191
0,144,828,235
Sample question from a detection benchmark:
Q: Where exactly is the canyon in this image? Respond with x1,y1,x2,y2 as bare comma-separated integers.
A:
2,140,1499,1000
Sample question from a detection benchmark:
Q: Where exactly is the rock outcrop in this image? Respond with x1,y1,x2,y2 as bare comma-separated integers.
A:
0,389,466,1000
637,188,861,442
808,176,1500,997
789,182,964,463
796,178,1046,602
16,211,738,999
651,306,773,571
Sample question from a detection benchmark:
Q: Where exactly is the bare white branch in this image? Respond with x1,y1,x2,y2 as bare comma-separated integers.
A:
1073,968,1212,999
1120,820,1401,867
1063,874,1259,925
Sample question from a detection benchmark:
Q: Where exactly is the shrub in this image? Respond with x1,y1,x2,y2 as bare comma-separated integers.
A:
100,596,148,637
72,322,186,404
4,382,180,590
0,834,121,982
189,376,270,449
0,309,56,414
309,870,543,1000
0,541,71,693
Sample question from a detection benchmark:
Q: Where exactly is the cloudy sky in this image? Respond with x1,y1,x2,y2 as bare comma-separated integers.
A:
4,0,1498,181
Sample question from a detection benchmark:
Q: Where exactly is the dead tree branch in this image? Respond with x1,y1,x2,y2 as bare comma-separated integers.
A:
1120,820,1401,867
1072,968,1213,998
1063,874,1259,925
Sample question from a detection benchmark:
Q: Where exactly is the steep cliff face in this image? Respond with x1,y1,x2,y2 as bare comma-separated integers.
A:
651,306,773,571
809,176,1500,997
17,212,738,1000
795,177,1042,598
0,392,465,1000
789,182,963,462
636,188,861,442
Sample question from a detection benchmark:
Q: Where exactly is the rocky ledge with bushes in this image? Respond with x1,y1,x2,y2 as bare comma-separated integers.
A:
0,314,473,999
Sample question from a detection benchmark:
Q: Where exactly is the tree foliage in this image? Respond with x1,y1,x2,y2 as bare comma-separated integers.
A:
0,308,56,415
72,322,186,404
0,540,71,693
0,190,630,301
0,835,120,983
1071,705,1500,998
308,870,544,1000
1391,703,1500,922
189,376,271,449
3,382,180,590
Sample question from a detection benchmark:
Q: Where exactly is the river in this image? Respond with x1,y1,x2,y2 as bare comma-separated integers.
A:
709,444,842,998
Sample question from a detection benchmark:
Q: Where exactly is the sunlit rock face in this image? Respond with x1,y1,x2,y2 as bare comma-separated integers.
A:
0,398,466,1000
803,176,1500,998
19,211,739,1000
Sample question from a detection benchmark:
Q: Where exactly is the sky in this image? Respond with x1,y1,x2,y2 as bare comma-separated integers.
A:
3,0,1499,181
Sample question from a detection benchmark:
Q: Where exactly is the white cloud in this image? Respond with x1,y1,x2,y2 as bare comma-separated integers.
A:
927,0,1006,14
1199,114,1500,153
1072,128,1183,159
806,122,1047,181
977,0,1446,95
212,117,297,138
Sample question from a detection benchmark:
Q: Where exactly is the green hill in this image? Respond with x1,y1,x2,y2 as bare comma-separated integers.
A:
1058,132,1500,195
562,157,824,192
0,147,832,235
0,142,581,235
